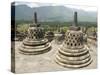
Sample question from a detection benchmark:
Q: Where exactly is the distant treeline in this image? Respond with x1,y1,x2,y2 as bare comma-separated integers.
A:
13,20,97,36
15,20,97,27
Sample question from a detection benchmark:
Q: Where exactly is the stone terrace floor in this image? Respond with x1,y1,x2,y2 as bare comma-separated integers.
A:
14,40,97,73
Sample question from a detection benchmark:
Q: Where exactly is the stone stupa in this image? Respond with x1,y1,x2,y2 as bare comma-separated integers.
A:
19,12,51,55
55,12,92,68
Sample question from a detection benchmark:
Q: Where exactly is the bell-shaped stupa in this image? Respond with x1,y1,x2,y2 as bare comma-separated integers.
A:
55,12,92,68
19,12,51,55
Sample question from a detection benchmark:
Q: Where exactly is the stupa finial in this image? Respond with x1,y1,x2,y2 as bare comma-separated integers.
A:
34,12,37,24
30,12,40,27
69,11,80,31
74,11,78,26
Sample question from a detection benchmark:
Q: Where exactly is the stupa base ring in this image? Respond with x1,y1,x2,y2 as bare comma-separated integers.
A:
55,46,93,68
19,43,51,55
55,58,92,68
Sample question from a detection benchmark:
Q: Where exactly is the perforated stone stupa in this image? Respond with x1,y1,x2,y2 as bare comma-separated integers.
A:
19,12,51,55
55,12,92,68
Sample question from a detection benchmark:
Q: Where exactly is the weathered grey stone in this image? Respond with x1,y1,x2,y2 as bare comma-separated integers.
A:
45,31,54,42
19,12,51,55
55,12,92,68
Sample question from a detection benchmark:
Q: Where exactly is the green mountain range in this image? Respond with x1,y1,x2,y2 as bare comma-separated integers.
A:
12,4,97,22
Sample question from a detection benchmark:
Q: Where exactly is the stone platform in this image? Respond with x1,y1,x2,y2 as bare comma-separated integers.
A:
14,40,97,73
19,38,51,55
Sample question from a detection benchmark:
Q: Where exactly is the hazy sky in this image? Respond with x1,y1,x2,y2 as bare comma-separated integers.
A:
15,2,97,11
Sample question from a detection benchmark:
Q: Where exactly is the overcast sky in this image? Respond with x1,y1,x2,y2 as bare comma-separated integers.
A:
14,2,97,12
